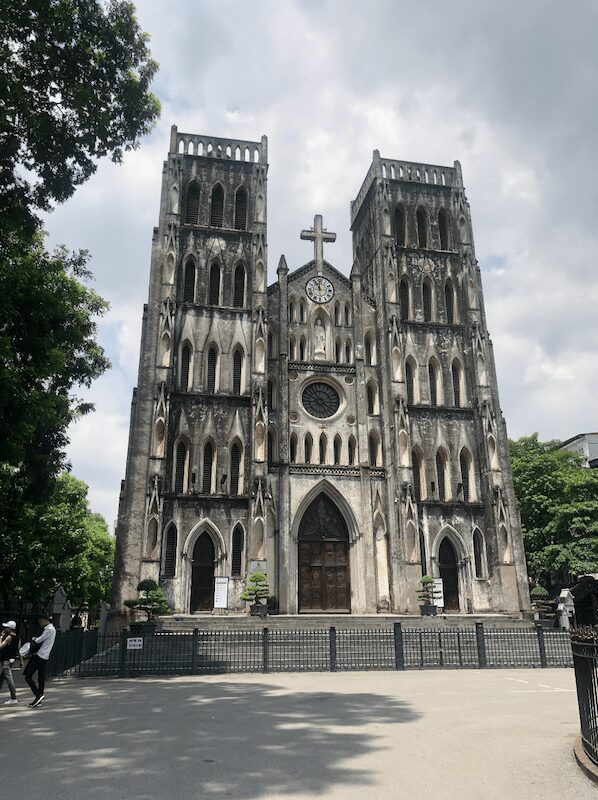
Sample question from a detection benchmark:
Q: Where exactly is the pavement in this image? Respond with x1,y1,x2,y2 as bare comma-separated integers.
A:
1,668,593,800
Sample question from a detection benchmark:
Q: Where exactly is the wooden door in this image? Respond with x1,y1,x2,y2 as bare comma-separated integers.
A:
439,538,459,611
298,540,350,612
191,534,215,612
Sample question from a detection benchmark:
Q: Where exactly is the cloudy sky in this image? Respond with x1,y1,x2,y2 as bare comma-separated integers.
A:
43,0,598,526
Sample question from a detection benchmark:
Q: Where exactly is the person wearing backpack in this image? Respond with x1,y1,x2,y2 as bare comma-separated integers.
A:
0,621,19,705
23,614,56,708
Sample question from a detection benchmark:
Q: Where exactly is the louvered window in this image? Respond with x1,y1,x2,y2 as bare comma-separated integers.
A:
202,442,214,493
348,436,356,465
460,450,470,502
232,348,243,394
231,525,244,576
180,344,191,390
210,184,224,227
209,262,220,305
399,278,410,321
164,525,177,578
423,280,432,322
234,187,248,230
304,434,313,464
319,434,327,464
185,185,200,226
406,360,415,405
412,451,422,500
207,347,218,393
367,383,375,414
445,281,455,324
452,362,461,407
230,443,241,494
183,260,195,303
429,362,438,406
438,208,449,250
394,206,405,247
233,263,245,307
174,441,187,493
334,436,342,465
436,452,446,501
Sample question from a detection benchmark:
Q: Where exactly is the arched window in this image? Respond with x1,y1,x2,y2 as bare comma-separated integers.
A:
174,440,188,494
289,336,296,360
445,279,455,324
487,434,499,470
348,435,356,465
233,263,245,307
428,358,441,406
207,345,218,393
368,432,380,466
367,380,378,414
210,183,224,227
452,360,461,406
289,300,295,323
498,524,510,563
319,433,327,464
405,357,416,405
473,529,484,578
438,208,450,250
183,258,196,303
344,303,351,325
164,524,177,578
334,302,341,325
412,448,424,500
460,448,472,502
334,435,342,465
154,418,165,458
267,378,276,410
436,449,448,501
299,337,307,361
345,339,352,363
290,433,298,463
159,332,171,367
234,187,248,230
209,262,221,305
416,207,428,248
180,343,192,390
335,339,342,363
364,332,376,365
267,429,275,463
422,278,433,322
202,441,214,493
230,442,242,494
231,525,244,576
185,184,200,226
232,347,244,394
299,300,306,323
394,205,406,247
304,433,313,464
399,276,411,321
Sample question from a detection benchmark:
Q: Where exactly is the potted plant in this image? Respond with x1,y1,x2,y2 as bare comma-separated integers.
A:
240,571,270,617
418,575,438,616
124,579,171,635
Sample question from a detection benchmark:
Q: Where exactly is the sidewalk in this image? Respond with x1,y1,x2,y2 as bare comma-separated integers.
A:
1,668,593,800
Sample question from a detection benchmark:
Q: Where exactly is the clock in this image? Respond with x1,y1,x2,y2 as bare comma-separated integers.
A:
306,276,334,304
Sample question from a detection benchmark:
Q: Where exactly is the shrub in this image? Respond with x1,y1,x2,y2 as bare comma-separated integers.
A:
530,585,550,600
124,579,170,621
240,571,270,605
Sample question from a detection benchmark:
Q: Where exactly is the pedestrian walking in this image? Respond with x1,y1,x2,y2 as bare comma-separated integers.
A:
0,621,19,705
23,614,56,708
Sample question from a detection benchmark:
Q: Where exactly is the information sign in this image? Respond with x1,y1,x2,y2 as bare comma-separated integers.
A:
214,576,229,609
126,637,144,650
432,578,445,608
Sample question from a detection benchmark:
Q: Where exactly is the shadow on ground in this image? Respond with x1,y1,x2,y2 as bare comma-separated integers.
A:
2,676,419,799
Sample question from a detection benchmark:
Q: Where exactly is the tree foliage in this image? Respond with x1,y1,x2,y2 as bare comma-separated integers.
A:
240,572,270,605
0,0,160,232
124,579,170,621
510,434,598,584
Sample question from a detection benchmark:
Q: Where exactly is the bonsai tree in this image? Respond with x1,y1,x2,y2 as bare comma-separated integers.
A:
240,571,270,606
124,579,170,622
530,585,550,602
418,575,436,606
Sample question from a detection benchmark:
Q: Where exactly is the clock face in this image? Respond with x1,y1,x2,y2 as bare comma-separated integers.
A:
306,276,334,304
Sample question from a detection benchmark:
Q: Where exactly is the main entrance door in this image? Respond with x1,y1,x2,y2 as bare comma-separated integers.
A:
298,494,351,612
190,533,215,612
438,538,460,611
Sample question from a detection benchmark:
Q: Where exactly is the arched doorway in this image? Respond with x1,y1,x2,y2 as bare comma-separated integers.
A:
190,533,215,612
298,494,351,613
438,538,460,611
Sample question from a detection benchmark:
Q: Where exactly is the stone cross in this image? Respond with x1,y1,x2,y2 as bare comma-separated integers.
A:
300,214,336,275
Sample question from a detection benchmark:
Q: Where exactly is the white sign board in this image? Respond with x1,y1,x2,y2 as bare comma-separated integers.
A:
214,576,229,609
127,637,144,650
432,578,445,608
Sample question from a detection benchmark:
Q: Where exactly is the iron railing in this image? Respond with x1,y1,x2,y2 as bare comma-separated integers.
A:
571,630,598,767
46,623,573,679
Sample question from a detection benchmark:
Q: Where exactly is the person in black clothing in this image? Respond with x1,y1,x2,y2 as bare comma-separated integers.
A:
23,614,56,708
0,621,19,704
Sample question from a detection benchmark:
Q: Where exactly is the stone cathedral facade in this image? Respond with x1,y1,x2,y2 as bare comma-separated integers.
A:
112,125,530,618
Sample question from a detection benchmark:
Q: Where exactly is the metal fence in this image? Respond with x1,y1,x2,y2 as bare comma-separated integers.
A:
571,632,598,767
46,623,573,679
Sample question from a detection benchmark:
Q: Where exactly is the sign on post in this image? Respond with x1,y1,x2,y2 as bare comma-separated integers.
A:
432,578,444,608
214,576,229,609
126,637,144,650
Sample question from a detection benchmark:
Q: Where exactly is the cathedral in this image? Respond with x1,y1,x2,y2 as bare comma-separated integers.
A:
112,125,530,618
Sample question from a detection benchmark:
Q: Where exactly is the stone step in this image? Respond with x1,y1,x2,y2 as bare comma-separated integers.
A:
158,612,533,632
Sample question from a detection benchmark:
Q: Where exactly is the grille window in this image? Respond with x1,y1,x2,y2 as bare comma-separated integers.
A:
174,441,187,493
232,348,243,394
207,347,218,393
233,263,245,307
210,184,224,227
230,443,241,494
185,185,200,225
231,525,244,576
183,259,195,303
180,344,191,390
234,187,248,230
202,442,214,493
164,525,177,578
209,262,220,305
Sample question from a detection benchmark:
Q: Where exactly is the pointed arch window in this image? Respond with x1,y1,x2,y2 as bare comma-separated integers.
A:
231,524,244,576
209,262,221,306
334,302,341,326
202,441,214,493
174,440,188,494
267,378,276,410
183,259,196,303
299,300,306,323
412,448,424,500
445,279,456,324
180,343,192,391
334,435,342,465
367,380,378,414
185,184,200,226
344,303,351,325
230,442,242,495
299,337,307,361
405,358,416,405
422,278,433,322
267,429,275,463
289,336,296,360
234,187,248,230
345,339,352,363
318,433,327,464
348,435,356,465
394,205,406,247
460,448,472,502
207,346,218,393
364,332,375,365
452,359,464,407
232,347,244,394
335,339,342,363
164,524,177,578
289,300,295,323
233,263,245,308
210,184,224,227
428,359,440,406
399,277,411,321
304,433,313,464
416,207,428,248
290,433,298,463
436,450,448,501
473,529,485,578
368,432,380,467
438,208,450,250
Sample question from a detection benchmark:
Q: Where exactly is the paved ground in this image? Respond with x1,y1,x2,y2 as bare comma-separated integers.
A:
1,668,593,800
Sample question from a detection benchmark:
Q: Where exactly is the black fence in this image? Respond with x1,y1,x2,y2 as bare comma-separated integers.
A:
571,631,598,767
46,623,573,679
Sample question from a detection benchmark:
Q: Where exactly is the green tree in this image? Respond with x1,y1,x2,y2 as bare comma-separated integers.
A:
1,0,160,233
510,434,598,585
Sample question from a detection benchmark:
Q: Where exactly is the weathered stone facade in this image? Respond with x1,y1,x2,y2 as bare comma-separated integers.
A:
112,127,530,617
